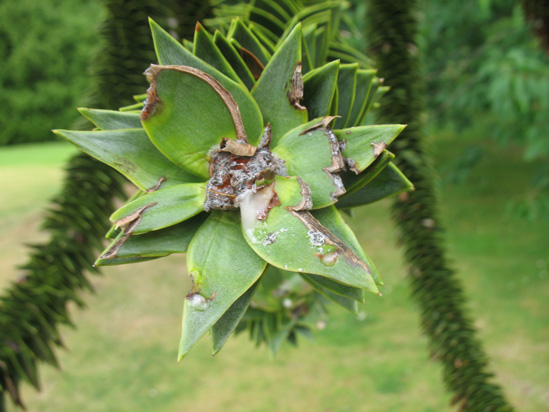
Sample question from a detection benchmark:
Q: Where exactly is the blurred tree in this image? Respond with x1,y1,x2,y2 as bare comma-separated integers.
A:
0,0,102,145
420,0,549,218
521,0,549,50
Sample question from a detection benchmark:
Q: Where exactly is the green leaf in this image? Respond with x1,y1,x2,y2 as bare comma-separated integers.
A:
301,273,365,302
251,24,308,145
213,30,255,89
53,128,193,191
336,124,406,173
78,108,142,130
149,19,263,145
334,63,358,129
93,256,160,267
249,23,277,54
95,214,207,266
347,70,376,127
211,279,260,355
312,205,382,286
340,150,395,201
141,65,251,179
180,211,267,360
118,102,143,112
272,119,345,208
301,274,358,313
249,6,287,40
336,163,414,209
239,178,379,292
302,60,339,119
360,77,381,123
110,183,206,235
228,18,271,66
193,22,242,84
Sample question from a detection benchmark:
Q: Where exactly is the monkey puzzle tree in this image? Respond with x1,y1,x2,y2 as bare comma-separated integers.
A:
54,10,412,359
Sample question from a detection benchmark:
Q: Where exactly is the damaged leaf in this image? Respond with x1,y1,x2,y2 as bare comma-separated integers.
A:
95,214,207,266
336,162,414,209
302,60,340,119
252,24,308,145
272,118,345,208
141,65,251,179
239,178,379,292
180,211,267,360
110,183,206,235
336,124,406,173
149,19,263,145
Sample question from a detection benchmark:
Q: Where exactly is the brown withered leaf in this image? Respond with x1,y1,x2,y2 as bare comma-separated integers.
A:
220,138,257,157
288,63,306,110
240,47,264,80
113,202,157,234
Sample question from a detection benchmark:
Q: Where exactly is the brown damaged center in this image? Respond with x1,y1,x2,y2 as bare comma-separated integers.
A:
204,125,288,212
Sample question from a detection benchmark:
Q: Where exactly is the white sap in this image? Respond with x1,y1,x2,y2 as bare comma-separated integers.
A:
236,186,275,242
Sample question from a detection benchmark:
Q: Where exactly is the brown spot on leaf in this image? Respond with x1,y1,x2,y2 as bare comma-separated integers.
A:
98,235,129,261
371,142,387,157
299,116,339,135
290,177,313,211
240,47,264,80
146,177,167,193
113,202,157,234
140,81,161,121
257,124,272,149
288,63,306,110
287,210,371,273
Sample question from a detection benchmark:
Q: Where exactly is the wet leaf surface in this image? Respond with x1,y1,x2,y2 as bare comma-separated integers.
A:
240,178,379,292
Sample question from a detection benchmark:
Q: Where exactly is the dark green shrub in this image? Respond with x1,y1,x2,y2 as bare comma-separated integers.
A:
0,0,102,145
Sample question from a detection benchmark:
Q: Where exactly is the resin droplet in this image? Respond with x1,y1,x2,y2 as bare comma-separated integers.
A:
187,293,211,311
237,186,275,236
320,251,339,266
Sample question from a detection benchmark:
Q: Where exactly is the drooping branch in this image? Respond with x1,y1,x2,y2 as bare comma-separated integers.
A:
0,0,212,409
366,1,515,410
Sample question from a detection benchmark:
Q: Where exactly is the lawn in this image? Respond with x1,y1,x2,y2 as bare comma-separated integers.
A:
0,134,547,412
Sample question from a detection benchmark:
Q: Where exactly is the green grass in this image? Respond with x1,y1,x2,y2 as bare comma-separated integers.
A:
0,135,547,411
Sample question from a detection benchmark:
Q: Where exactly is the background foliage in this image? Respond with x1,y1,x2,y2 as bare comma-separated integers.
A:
421,0,549,159
0,0,103,145
420,0,549,218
